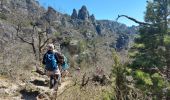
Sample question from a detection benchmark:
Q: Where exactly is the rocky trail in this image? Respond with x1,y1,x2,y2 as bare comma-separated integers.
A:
0,73,72,100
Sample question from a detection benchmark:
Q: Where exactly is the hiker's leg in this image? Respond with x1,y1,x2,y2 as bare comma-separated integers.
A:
54,69,61,85
50,76,53,89
58,73,61,85
53,75,57,85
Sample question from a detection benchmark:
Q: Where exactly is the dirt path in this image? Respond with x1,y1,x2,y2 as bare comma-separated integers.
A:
0,74,72,100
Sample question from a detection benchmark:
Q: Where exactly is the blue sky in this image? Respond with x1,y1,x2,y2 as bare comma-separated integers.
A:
37,0,147,26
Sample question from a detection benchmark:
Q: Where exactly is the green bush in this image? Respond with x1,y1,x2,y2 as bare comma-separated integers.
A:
151,73,165,87
78,40,87,53
102,90,113,100
54,32,60,37
0,13,7,20
164,35,170,45
134,70,153,85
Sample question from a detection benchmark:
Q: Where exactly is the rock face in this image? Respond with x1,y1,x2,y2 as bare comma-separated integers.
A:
0,0,138,53
44,7,57,22
69,40,79,54
90,14,96,24
0,0,138,56
78,5,89,20
116,34,129,51
96,24,102,35
0,0,137,51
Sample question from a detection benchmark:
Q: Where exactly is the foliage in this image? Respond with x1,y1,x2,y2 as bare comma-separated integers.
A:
0,13,7,20
164,35,170,46
128,50,138,57
130,26,166,69
102,90,113,100
128,1,170,97
78,40,87,53
133,43,145,49
125,68,169,99
129,0,169,70
111,51,146,100
134,70,153,86
151,73,165,88
53,32,60,37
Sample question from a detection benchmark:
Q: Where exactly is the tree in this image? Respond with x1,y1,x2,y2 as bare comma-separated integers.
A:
12,7,55,68
118,0,169,76
112,51,146,100
117,0,170,99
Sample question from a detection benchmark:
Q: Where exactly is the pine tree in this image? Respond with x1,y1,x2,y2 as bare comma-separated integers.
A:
129,0,170,99
131,0,169,73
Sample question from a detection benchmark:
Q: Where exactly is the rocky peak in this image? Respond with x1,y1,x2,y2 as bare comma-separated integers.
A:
78,5,89,20
71,8,78,19
90,14,96,24
43,6,57,22
47,6,56,14
90,14,95,21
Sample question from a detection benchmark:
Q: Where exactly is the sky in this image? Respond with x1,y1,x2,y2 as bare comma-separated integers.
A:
37,0,147,26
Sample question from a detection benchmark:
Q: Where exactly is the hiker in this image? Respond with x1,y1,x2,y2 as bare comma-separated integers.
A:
53,49,70,78
42,44,61,87
60,54,69,77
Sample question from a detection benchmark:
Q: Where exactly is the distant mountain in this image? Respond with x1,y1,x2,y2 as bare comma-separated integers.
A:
0,0,138,52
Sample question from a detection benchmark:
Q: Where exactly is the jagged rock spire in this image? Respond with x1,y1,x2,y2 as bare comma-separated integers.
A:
78,5,89,20
71,8,78,19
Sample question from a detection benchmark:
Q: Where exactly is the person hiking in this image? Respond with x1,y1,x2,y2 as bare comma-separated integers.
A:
54,51,70,78
60,54,69,78
42,44,61,89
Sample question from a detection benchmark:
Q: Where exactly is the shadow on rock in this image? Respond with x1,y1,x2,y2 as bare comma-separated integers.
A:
30,79,48,87
20,89,40,100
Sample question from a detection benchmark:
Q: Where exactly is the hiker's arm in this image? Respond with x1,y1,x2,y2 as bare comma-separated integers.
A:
55,53,59,63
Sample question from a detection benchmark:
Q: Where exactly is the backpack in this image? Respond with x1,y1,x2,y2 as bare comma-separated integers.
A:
61,55,69,70
45,52,57,71
56,52,64,64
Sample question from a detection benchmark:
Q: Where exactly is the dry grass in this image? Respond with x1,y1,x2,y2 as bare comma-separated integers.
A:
0,41,36,81
57,77,112,100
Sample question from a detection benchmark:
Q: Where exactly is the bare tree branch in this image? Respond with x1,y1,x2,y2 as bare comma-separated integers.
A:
38,30,49,50
116,15,152,25
40,38,50,50
81,73,90,88
17,34,33,45
16,24,33,45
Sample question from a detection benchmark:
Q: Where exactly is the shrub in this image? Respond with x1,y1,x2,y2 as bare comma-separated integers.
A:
134,70,153,85
0,13,7,20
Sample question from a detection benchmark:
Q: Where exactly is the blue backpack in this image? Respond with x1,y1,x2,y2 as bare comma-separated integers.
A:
45,52,57,71
61,55,69,70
